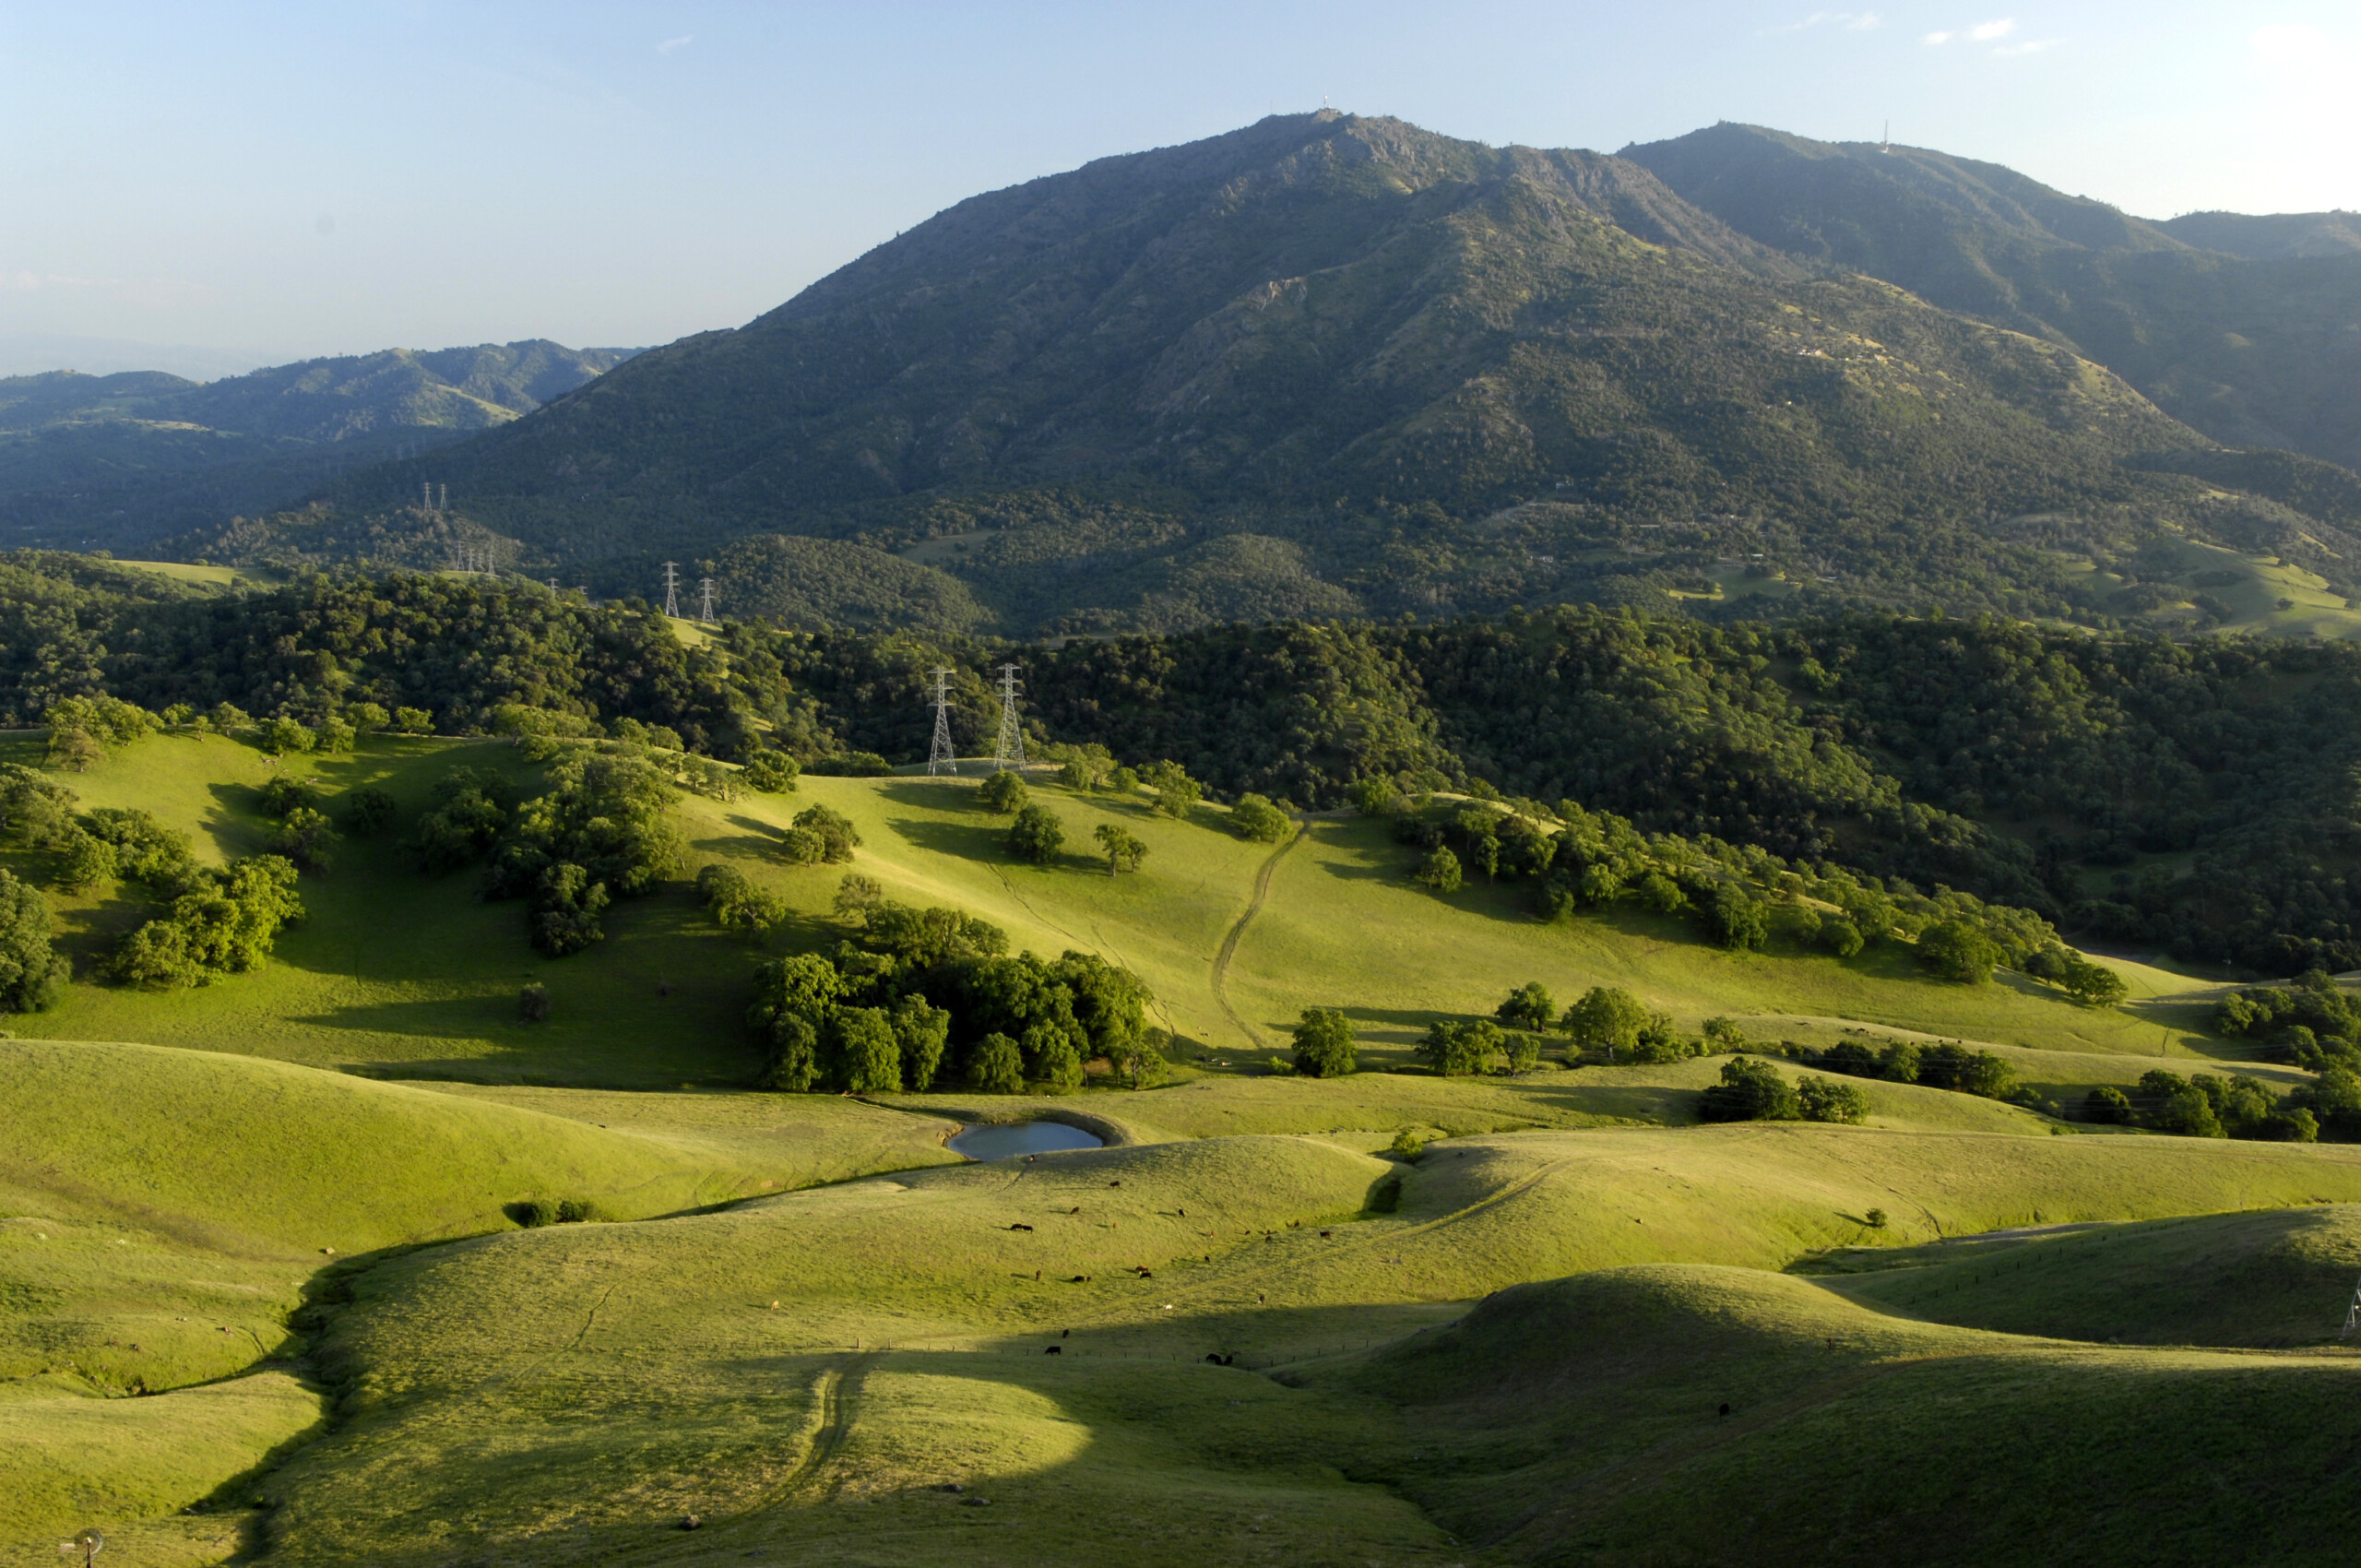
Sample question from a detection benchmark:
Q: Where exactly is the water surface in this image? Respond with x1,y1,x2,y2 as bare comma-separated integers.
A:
948,1121,1104,1160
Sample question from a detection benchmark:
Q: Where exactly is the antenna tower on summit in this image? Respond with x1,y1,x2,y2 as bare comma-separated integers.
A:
927,668,958,776
991,664,1025,772
698,576,716,624
1880,119,1892,154
660,561,681,619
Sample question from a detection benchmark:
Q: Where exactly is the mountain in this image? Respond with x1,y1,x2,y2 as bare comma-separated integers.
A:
243,110,2303,634
0,340,637,551
2158,210,2361,260
1619,123,2361,472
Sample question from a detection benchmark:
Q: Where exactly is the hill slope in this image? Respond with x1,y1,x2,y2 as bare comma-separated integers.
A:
1622,122,2361,476
0,340,636,552
273,111,2279,633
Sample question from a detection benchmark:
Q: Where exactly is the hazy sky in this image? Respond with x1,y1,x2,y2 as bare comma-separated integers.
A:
4,1,2355,370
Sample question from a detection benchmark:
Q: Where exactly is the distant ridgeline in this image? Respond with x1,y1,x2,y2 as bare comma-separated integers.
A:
5,551,2361,977
142,112,2361,639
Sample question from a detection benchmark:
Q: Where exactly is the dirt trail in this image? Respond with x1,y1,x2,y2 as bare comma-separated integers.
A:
1210,822,1309,1050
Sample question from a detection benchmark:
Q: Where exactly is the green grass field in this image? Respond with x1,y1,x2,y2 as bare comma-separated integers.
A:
8,731,2361,1562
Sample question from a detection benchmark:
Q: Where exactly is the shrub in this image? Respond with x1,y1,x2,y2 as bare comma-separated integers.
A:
1092,823,1148,875
1006,803,1064,863
1821,918,1865,958
1291,1007,1358,1077
696,862,787,937
1634,873,1685,913
554,1198,598,1224
0,869,69,1012
1418,1017,1505,1076
512,1198,561,1228
1797,1074,1869,1124
1703,1016,1747,1051
1144,760,1202,819
787,804,860,863
1347,777,1399,815
1917,919,2002,983
1390,1128,1427,1159
1413,844,1463,893
1703,883,1768,951
519,981,551,1022
257,775,319,819
742,751,800,792
343,787,397,837
1229,793,1291,843
1561,986,1662,1060
1698,1056,1800,1123
2082,1086,2133,1123
1495,981,1555,1032
1865,1207,1888,1229
1915,1043,2017,1099
255,717,316,756
805,751,893,778
979,771,1029,814
967,1031,1025,1094
267,805,340,872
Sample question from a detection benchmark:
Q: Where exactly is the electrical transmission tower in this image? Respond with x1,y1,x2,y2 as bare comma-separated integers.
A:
698,576,716,624
660,561,681,619
927,667,958,776
2343,1273,2361,1339
439,482,448,511
991,663,1025,772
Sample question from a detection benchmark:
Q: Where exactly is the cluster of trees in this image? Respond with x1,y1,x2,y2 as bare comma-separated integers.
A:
23,555,2361,980
413,748,688,956
1382,789,2066,984
1786,1037,2021,1100
748,874,1157,1095
1698,1058,1869,1125
2082,1069,2319,1141
2212,971,2361,1075
112,855,305,988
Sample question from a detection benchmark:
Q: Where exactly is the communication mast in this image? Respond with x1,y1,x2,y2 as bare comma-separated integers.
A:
927,667,958,776
698,576,716,624
991,663,1025,772
660,561,681,619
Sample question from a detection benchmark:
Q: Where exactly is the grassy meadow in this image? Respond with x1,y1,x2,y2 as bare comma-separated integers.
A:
6,727,2361,1562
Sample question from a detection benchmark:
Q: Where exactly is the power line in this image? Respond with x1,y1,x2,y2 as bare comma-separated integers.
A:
992,663,1025,772
928,667,958,777
660,561,681,619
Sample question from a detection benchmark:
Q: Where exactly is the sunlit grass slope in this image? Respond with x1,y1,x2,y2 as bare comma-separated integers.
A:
2,736,2248,1092
0,1038,962,1556
1323,1265,2361,1567
1821,1204,2361,1348
242,1118,2361,1565
0,1371,325,1559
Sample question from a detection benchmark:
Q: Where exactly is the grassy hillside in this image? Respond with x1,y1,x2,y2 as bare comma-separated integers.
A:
8,729,2360,1562
3,732,2248,1094
1325,1265,2361,1566
236,1121,2361,1564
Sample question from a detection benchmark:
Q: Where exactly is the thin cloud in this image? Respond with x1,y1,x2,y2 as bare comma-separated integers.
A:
1992,37,2061,55
1925,18,2013,45
657,34,694,54
1763,11,1880,35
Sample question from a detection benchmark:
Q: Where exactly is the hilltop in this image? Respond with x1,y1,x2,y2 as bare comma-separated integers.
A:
123,110,2346,641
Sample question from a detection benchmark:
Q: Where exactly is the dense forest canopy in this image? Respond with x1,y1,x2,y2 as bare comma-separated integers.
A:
5,551,2360,977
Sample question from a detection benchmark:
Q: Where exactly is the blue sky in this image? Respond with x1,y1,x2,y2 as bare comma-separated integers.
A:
3,1,2355,369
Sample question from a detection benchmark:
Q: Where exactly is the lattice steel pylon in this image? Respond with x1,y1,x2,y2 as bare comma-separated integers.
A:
661,561,681,619
927,667,958,777
698,576,716,624
991,663,1025,772
2342,1272,2361,1339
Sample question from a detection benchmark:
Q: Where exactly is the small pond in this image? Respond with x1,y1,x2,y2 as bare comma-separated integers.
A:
948,1121,1104,1160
